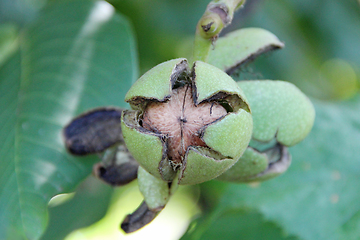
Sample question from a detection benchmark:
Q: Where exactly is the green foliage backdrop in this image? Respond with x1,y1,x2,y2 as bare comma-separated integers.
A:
0,0,359,239
0,1,138,239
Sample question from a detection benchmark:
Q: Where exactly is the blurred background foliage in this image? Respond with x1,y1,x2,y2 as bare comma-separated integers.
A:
0,0,359,239
108,0,360,101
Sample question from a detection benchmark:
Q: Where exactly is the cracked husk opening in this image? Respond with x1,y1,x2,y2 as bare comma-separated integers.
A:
142,85,227,167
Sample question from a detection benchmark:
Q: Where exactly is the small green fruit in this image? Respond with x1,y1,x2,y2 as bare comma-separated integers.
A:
218,80,315,182
121,58,253,185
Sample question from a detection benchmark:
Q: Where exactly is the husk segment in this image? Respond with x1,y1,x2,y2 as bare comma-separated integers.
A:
217,80,314,182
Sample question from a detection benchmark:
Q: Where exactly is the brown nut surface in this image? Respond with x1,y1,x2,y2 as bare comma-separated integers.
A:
142,85,227,167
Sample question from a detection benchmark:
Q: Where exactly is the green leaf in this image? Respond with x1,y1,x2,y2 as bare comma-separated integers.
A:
41,177,113,240
0,23,18,67
0,0,39,25
182,209,298,240
0,51,22,240
207,28,284,74
0,0,138,239
184,95,360,240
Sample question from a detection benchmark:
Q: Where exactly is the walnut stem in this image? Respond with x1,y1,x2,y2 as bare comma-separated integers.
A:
193,0,246,62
